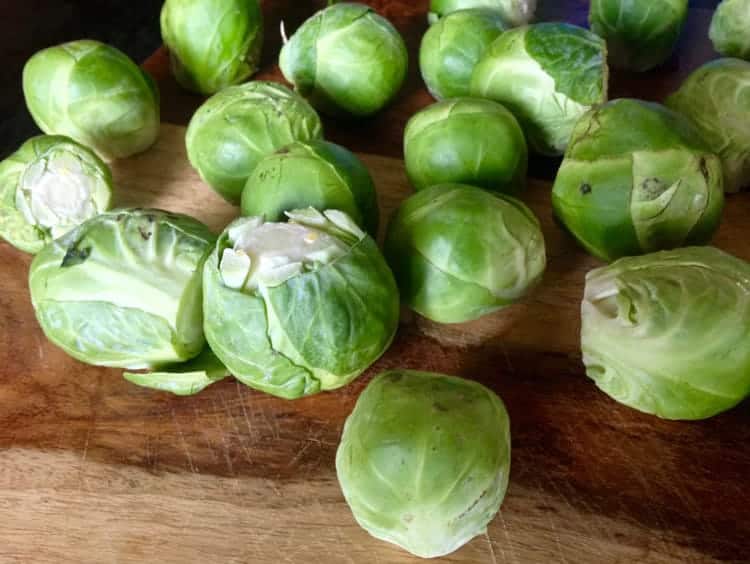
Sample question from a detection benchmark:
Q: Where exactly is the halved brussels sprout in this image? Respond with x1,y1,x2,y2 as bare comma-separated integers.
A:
203,208,399,399
589,0,688,72
552,99,724,262
29,209,215,369
0,135,112,254
384,184,545,324
23,40,160,160
667,59,750,193
279,3,408,117
185,81,323,204
240,140,379,236
582,246,750,420
428,0,536,26
161,0,263,95
710,0,750,60
404,98,527,194
336,369,511,558
471,23,608,155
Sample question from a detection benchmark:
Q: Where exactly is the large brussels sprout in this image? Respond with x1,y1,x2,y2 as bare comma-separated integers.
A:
471,23,608,155
710,0,750,60
419,9,507,100
185,81,323,204
161,0,264,95
336,370,511,558
29,209,215,369
589,0,688,72
23,40,160,160
428,0,536,26
279,3,408,117
240,140,379,236
552,99,724,262
203,208,399,399
404,98,527,194
385,184,545,324
582,246,750,420
0,135,112,254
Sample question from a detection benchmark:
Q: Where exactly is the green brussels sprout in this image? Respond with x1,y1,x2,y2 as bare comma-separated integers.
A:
710,0,750,60
29,209,215,369
23,40,160,160
582,246,750,420
552,99,725,262
471,23,608,156
185,81,323,204
589,0,688,72
385,184,545,324
419,9,507,100
336,369,511,558
279,3,408,117
428,0,536,26
203,208,399,399
404,98,527,194
0,135,112,254
161,0,263,95
240,140,379,236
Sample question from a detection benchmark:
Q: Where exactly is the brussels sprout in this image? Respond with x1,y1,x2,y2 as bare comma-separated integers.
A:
185,81,323,204
160,0,263,95
404,98,527,194
471,23,608,155
0,135,112,254
336,369,511,558
240,140,379,236
23,40,160,160
552,99,724,262
279,3,408,117
385,184,545,324
589,0,688,72
582,246,750,420
419,9,507,100
710,0,750,60
203,208,399,399
29,209,215,369
428,0,536,26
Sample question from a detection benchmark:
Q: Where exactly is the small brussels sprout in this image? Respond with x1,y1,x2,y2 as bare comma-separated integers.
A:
240,140,379,236
471,23,608,155
0,135,112,254
589,0,688,72
279,3,408,117
582,246,750,420
336,369,511,558
404,98,527,194
428,0,536,26
385,184,545,324
552,99,724,262
419,9,507,100
710,0,750,60
185,81,323,204
23,40,160,160
666,59,750,193
203,208,399,399
29,209,215,369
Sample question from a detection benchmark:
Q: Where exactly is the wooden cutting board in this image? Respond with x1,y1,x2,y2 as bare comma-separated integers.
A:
1,123,748,564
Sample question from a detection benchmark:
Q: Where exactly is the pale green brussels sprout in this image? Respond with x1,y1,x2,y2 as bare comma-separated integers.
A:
582,246,750,420
384,184,545,324
203,208,399,399
471,23,608,156
240,140,379,236
0,135,112,254
185,81,323,204
404,98,527,194
428,0,536,26
29,209,215,369
23,40,160,160
710,0,750,60
279,3,408,117
667,59,750,193
552,99,724,262
589,0,688,72
419,9,507,100
336,370,511,558
161,0,263,95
